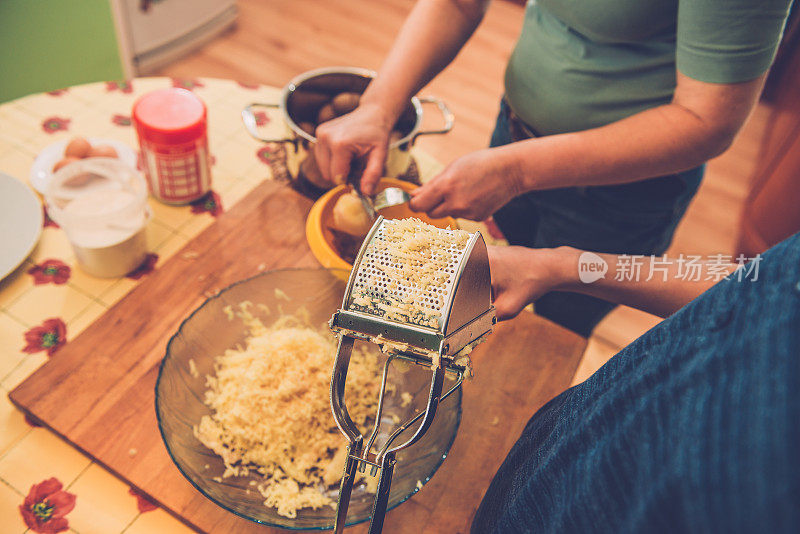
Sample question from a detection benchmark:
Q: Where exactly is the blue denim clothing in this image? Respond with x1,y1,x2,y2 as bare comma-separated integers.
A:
471,232,800,534
490,99,704,336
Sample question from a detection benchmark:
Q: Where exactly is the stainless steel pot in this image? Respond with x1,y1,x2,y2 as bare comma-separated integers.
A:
242,66,453,195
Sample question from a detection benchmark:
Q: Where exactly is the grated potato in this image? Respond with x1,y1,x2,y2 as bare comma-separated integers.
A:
194,307,383,518
350,218,469,329
188,358,199,378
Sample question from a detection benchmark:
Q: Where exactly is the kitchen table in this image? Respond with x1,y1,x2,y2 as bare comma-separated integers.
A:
0,77,586,533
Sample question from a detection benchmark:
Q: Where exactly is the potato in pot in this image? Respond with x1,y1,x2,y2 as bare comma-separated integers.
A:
331,92,360,116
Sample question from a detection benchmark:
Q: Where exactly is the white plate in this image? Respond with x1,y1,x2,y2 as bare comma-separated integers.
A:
30,138,138,194
0,173,43,281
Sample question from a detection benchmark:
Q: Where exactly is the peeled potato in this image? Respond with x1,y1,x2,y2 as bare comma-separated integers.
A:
53,156,81,172
316,103,336,124
64,137,91,158
87,144,118,158
331,191,373,237
331,92,360,116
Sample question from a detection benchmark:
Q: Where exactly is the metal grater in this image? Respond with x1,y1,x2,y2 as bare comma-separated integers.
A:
329,216,496,534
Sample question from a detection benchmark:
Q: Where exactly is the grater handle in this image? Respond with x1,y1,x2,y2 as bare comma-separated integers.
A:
367,451,397,534
331,335,362,442
363,354,397,467
378,370,463,458
333,438,363,534
375,363,445,464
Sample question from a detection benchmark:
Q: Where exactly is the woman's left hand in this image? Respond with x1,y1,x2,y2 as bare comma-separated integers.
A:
489,245,567,321
408,148,521,221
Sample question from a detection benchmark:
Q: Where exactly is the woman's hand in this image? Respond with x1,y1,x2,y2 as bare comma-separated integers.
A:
314,103,395,194
491,244,733,320
489,245,567,321
408,147,522,221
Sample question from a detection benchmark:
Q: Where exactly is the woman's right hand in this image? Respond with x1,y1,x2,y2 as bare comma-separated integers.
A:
314,103,395,195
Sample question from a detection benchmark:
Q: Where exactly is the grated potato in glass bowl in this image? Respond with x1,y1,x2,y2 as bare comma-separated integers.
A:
155,268,461,530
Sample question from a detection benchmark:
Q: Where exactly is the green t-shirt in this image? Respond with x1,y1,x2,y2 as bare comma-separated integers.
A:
504,0,793,136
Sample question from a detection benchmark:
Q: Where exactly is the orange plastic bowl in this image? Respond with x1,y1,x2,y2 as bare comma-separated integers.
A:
306,178,457,278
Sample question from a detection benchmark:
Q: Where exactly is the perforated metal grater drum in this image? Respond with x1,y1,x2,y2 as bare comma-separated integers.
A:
329,216,496,533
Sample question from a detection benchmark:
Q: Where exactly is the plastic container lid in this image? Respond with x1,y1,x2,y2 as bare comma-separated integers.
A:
45,158,148,246
132,88,207,145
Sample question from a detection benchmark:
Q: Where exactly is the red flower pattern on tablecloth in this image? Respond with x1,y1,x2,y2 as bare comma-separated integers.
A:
237,81,260,90
111,114,132,127
257,144,281,165
483,217,506,241
126,253,159,280
106,80,133,93
172,78,204,91
128,487,158,513
19,478,76,534
28,260,71,285
23,319,67,356
46,89,68,97
254,110,270,127
190,190,223,217
41,117,70,134
43,206,59,228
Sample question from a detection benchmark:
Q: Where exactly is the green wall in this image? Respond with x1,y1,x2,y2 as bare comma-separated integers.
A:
0,0,124,103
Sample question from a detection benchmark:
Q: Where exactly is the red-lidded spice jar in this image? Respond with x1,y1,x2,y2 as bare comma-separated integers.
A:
132,88,211,204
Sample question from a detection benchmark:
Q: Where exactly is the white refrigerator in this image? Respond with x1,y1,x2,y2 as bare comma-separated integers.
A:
110,0,238,76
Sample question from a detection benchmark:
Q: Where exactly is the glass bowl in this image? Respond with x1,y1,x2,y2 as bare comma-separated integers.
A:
155,268,461,530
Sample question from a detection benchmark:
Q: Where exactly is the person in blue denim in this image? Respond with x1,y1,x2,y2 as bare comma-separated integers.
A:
470,234,800,533
313,0,793,336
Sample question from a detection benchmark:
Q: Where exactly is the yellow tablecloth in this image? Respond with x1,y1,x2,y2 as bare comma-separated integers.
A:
0,76,289,534
0,76,481,534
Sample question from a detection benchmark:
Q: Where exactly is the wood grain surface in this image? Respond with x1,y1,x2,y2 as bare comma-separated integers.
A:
9,180,586,533
161,0,774,385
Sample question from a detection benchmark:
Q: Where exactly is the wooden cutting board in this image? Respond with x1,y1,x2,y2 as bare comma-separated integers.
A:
9,180,587,533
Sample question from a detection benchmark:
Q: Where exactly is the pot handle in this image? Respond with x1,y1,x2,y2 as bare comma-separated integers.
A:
242,103,294,143
414,96,454,138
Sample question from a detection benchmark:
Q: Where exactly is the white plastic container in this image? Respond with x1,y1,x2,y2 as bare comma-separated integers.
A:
46,158,150,278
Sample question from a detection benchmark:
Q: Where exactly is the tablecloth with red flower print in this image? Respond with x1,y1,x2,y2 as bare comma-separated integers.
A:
0,76,506,534
0,76,303,534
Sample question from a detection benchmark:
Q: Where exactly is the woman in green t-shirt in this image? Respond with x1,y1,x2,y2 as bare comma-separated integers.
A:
314,0,793,336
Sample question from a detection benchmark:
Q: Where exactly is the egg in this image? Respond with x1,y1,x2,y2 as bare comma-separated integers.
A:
331,191,373,237
52,156,81,173
64,137,91,158
87,144,118,158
